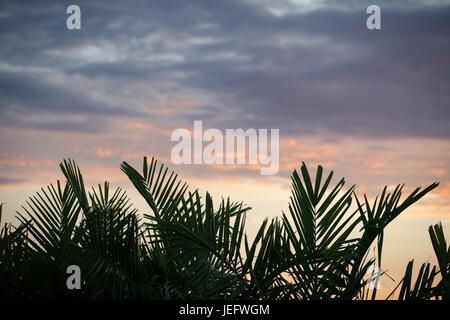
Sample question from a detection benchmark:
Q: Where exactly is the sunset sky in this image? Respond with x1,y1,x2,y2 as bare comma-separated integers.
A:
0,0,449,297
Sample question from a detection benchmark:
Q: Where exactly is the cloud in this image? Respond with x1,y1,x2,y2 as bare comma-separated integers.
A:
0,177,25,185
0,0,449,138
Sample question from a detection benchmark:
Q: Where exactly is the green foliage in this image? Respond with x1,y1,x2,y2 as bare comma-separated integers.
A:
0,157,446,300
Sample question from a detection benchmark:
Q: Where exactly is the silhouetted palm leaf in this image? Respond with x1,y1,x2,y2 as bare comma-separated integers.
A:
0,157,442,300
391,223,449,300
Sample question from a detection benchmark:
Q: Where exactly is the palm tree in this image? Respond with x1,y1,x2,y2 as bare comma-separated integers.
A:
0,157,447,300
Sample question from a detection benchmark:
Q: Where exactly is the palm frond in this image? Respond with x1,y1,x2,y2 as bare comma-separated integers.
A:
282,162,360,299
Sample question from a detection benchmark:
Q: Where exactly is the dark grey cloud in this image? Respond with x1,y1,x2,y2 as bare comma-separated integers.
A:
0,0,449,137
0,71,145,132
0,177,25,185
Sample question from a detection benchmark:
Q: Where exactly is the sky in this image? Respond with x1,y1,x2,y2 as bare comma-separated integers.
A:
0,0,449,298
